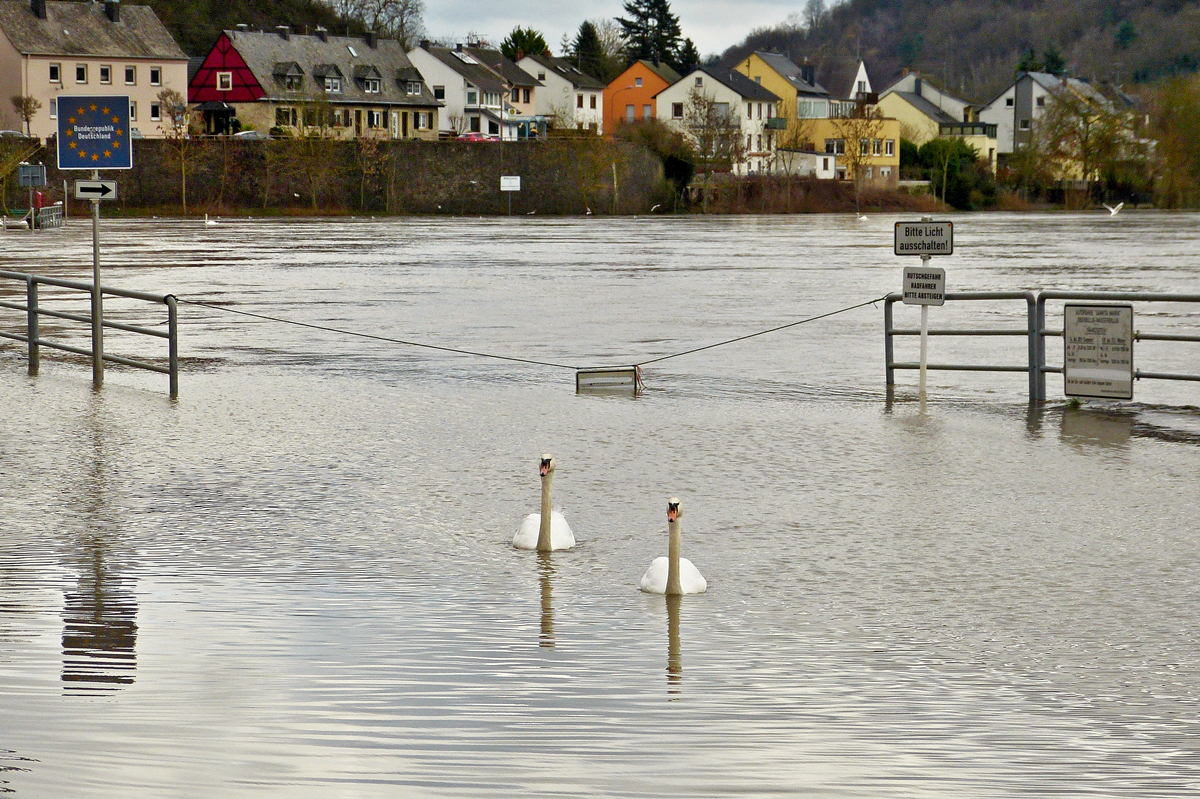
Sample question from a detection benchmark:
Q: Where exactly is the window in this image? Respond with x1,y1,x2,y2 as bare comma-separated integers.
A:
512,88,520,102
884,139,895,157
276,107,296,126
466,89,477,105
217,71,233,91
1005,97,1014,107
825,138,845,154
747,103,752,119
406,82,420,95
49,63,61,83
766,104,773,119
755,76,761,83
324,76,341,92
364,78,381,93
150,67,162,86
860,138,870,156
49,98,57,119
881,166,892,177
284,75,302,90
672,102,683,119
1019,118,1031,130
100,65,111,84
125,65,136,85
822,157,829,170
642,104,651,119
537,72,546,81
150,102,161,121
695,77,703,87
129,100,137,121
625,104,635,122
635,76,643,87
858,80,867,94
523,89,530,103
865,167,873,179
756,134,762,151
433,85,445,101
757,103,762,119
369,110,384,128
577,94,584,109
872,138,882,156
487,119,499,135
76,64,87,83
469,116,481,132
747,134,752,150
1036,96,1045,107
590,94,596,109
303,107,318,127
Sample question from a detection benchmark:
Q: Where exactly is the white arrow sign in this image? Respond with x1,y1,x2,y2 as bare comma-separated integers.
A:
75,180,118,200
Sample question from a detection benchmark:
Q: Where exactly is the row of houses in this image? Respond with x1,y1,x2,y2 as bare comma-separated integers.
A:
0,0,1116,183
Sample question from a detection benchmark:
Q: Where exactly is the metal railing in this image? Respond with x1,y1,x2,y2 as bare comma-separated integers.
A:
0,270,178,397
886,290,1200,402
37,205,63,229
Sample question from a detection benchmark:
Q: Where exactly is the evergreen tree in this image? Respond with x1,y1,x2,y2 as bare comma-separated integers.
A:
1017,48,1043,73
676,38,700,72
572,20,605,78
500,26,547,61
618,0,682,69
1043,43,1066,75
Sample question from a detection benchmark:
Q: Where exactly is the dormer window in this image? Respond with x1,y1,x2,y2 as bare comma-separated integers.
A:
407,82,421,95
364,78,381,93
285,75,302,90
325,76,341,92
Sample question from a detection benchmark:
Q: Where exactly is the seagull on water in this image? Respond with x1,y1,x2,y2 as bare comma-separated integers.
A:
1103,202,1124,216
585,206,593,216
650,203,662,212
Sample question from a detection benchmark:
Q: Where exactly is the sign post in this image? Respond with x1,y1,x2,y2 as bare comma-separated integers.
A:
895,218,953,401
56,96,133,390
500,175,520,216
1063,304,1134,400
18,163,46,234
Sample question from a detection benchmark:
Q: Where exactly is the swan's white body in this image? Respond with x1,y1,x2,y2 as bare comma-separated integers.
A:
640,499,706,595
513,455,575,551
1103,202,1124,216
204,214,217,226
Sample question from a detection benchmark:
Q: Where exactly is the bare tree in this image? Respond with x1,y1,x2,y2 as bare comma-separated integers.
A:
772,104,816,176
683,86,745,213
1036,87,1131,203
10,95,41,137
803,0,827,32
156,89,193,214
830,105,884,214
327,0,425,46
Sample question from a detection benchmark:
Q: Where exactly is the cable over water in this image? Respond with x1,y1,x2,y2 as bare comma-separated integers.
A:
175,294,888,374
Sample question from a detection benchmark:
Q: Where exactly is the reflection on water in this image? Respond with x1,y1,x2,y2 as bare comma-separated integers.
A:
61,400,137,694
0,750,36,795
1060,406,1134,449
537,551,555,649
666,595,682,696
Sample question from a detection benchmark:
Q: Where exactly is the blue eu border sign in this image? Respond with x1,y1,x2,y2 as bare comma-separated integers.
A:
56,95,133,170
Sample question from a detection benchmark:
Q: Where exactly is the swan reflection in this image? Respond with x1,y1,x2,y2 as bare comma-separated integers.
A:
537,551,555,649
666,594,682,695
62,399,137,694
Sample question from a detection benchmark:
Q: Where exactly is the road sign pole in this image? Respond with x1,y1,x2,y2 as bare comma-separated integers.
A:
91,168,103,390
919,253,930,401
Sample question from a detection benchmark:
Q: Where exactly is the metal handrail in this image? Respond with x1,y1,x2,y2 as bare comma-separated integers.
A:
0,269,178,397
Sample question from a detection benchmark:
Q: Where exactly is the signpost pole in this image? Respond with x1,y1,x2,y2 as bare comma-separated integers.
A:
919,253,930,399
91,168,103,390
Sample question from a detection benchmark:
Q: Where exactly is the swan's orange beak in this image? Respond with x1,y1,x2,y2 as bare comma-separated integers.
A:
667,505,678,522
539,461,550,477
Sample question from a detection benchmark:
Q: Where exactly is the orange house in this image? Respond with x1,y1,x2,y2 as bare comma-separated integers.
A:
603,59,680,137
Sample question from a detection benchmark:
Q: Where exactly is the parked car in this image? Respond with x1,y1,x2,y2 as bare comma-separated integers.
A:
456,132,500,142
0,129,32,139
233,130,269,140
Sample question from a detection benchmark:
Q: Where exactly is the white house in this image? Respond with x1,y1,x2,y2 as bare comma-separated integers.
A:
517,53,604,134
656,65,781,176
978,71,1111,160
846,59,874,100
408,41,543,139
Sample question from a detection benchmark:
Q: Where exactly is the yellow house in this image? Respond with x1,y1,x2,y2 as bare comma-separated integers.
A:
733,51,901,184
877,72,998,170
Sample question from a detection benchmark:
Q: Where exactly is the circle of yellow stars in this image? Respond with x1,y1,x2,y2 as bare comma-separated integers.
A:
64,103,124,162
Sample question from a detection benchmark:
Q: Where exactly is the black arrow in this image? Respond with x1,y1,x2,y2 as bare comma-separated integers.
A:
77,183,113,197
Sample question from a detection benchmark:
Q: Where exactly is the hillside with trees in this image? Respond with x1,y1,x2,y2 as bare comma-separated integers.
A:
720,0,1200,102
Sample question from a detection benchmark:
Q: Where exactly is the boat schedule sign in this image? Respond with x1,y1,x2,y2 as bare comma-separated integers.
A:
894,220,953,256
57,95,133,170
1063,304,1134,400
500,175,521,192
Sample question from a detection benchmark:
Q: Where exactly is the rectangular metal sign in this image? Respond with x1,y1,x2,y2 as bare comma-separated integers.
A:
57,95,133,170
895,220,953,256
576,366,640,394
75,180,118,200
18,164,46,187
500,175,521,192
902,265,946,306
1063,304,1134,400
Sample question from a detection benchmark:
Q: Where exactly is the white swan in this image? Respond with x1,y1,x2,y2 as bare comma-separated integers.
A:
513,455,575,551
204,214,217,226
640,498,706,595
857,213,868,221
1103,202,1124,216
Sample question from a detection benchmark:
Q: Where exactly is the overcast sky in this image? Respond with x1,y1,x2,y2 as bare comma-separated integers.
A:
423,0,803,58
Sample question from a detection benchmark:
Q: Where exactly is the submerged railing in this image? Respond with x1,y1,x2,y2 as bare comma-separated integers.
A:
0,269,178,397
886,290,1200,402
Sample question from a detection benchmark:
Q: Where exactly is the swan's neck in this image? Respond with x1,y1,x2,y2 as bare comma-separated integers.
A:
537,473,553,551
666,518,683,596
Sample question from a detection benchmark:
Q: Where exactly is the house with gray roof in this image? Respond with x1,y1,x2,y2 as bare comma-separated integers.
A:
188,25,440,140
517,53,606,134
0,0,189,140
978,71,1112,161
655,65,783,176
878,71,998,169
408,41,545,140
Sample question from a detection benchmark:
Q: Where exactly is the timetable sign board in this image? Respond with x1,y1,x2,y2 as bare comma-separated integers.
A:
57,95,133,170
902,265,946,306
1063,304,1134,400
895,220,953,256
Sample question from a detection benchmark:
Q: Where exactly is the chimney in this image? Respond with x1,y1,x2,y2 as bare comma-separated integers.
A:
364,31,377,48
419,39,430,50
799,64,815,86
105,0,120,24
31,0,46,20
456,43,463,51
235,23,249,33
315,26,328,42
276,25,290,41
914,77,923,96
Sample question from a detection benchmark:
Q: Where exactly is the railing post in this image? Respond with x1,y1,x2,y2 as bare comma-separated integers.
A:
166,295,179,398
884,295,895,386
1026,292,1037,403
1035,294,1047,402
27,276,39,376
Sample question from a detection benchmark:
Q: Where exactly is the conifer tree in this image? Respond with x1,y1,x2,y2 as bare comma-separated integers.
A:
572,20,605,77
618,0,682,70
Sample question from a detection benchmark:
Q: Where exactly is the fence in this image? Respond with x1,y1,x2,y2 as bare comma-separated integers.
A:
0,270,178,397
885,290,1200,401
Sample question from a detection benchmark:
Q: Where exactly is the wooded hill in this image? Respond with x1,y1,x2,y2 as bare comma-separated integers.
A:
137,0,357,57
720,0,1200,104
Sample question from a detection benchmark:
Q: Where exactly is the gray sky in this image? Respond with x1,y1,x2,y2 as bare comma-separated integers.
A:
423,0,802,58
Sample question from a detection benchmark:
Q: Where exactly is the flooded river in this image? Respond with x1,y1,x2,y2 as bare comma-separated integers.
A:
2,213,1199,797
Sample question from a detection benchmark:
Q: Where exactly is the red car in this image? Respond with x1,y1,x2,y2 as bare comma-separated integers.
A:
456,132,500,142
